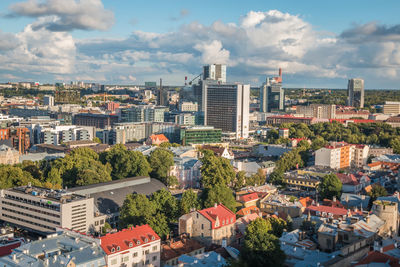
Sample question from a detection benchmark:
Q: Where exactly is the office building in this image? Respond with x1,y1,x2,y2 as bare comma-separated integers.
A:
0,185,106,234
120,106,165,123
203,83,249,139
101,225,160,267
40,125,94,145
203,64,226,83
74,113,118,129
383,101,400,115
180,126,222,145
157,78,168,106
347,78,364,108
0,229,107,267
174,113,196,125
296,104,336,119
0,127,30,154
260,68,284,112
43,95,54,107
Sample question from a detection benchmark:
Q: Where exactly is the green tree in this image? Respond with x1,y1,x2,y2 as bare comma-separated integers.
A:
233,171,246,191
247,169,266,187
268,171,284,185
146,212,170,239
100,144,151,180
102,222,112,235
202,184,236,212
93,137,102,143
150,189,178,223
240,218,286,267
179,189,201,215
200,150,235,188
368,184,388,202
0,165,41,189
390,137,400,154
119,194,156,228
318,174,342,200
48,147,112,187
267,217,288,237
148,148,175,185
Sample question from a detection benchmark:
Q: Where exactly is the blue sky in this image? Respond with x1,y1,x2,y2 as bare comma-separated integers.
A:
0,0,399,88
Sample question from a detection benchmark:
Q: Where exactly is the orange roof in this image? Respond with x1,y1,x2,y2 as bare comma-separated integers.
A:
237,206,260,216
364,185,372,193
239,193,259,203
299,197,313,208
100,225,160,255
150,134,169,142
198,204,236,229
368,162,382,168
355,251,400,267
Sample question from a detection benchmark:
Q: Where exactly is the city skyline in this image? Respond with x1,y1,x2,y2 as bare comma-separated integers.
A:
0,0,399,88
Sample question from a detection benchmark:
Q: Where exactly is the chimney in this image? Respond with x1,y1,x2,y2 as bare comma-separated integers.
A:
333,196,336,202
279,68,282,77
214,203,218,208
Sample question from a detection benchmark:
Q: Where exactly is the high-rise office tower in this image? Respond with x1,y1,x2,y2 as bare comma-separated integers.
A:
203,64,227,83
203,83,249,139
347,78,364,108
157,78,167,106
260,68,284,112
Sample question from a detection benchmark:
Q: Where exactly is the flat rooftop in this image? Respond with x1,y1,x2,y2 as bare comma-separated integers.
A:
9,186,86,203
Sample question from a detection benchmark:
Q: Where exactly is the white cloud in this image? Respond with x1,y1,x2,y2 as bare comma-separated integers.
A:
194,40,230,64
9,0,114,31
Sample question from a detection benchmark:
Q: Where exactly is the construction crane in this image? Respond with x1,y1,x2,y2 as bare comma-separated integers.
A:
187,73,202,85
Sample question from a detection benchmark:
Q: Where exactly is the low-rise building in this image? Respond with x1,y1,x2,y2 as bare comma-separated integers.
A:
237,193,259,208
0,185,106,234
169,157,202,188
161,237,205,267
100,225,161,267
260,194,304,218
146,133,169,145
336,173,371,194
178,204,236,246
0,229,107,267
0,144,19,165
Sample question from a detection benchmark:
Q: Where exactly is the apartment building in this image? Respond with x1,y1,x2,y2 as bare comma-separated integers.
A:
383,101,400,115
296,104,336,119
0,185,106,234
315,142,369,169
178,204,236,246
100,225,161,267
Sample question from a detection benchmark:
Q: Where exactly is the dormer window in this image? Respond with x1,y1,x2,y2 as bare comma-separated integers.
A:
129,242,133,248
151,236,155,241
137,241,141,245
116,246,120,251
144,238,148,242
111,248,115,253
222,220,225,225
230,218,233,223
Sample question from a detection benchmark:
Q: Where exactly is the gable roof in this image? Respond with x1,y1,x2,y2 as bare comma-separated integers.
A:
299,197,314,208
239,193,259,203
236,206,260,216
149,134,169,143
355,251,400,267
100,225,160,255
198,204,236,229
336,173,359,185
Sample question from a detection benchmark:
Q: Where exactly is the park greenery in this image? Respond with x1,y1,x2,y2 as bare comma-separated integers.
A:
318,174,342,200
265,121,400,154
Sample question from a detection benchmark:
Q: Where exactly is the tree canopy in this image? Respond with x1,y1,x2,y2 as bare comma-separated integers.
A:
318,174,342,200
200,150,235,188
148,148,175,186
179,189,201,215
202,184,236,212
240,218,286,267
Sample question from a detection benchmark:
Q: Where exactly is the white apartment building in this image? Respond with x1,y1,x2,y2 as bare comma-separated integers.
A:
315,142,369,169
296,104,336,119
179,101,198,112
100,225,161,267
0,185,106,234
383,101,400,115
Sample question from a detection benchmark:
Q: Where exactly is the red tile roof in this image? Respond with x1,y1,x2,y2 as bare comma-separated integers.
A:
336,173,359,186
198,204,236,229
239,193,259,203
355,251,400,267
305,205,348,216
299,197,313,208
236,206,260,216
100,225,160,255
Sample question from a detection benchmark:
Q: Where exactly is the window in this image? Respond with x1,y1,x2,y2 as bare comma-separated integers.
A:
129,242,133,248
145,259,149,265
201,224,204,230
145,250,149,255
111,258,117,265
201,233,204,237
152,245,157,251
123,256,129,262
116,246,120,251
111,248,115,253
95,221,99,226
152,256,157,261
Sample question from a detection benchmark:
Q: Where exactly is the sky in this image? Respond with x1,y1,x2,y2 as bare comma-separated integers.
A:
0,0,399,88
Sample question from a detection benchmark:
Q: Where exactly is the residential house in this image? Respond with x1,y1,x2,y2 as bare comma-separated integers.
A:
260,194,304,218
146,134,169,146
202,145,234,160
236,206,260,217
100,225,161,267
336,173,370,193
161,237,205,267
178,204,236,246
169,157,202,188
237,193,259,208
